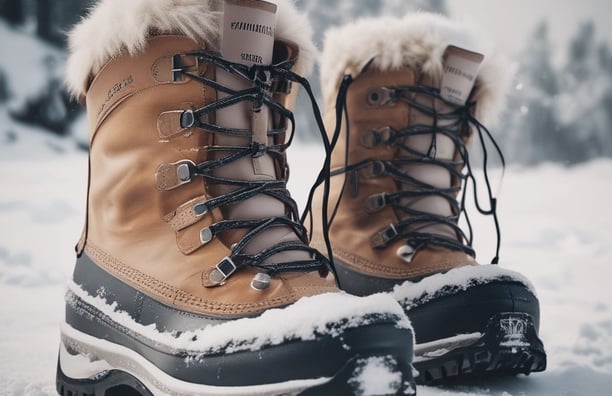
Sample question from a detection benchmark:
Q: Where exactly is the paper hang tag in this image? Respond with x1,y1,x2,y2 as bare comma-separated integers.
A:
440,45,484,106
221,0,277,66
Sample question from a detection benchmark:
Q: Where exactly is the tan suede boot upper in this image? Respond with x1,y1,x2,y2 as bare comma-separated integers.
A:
76,33,336,318
313,13,510,288
314,66,479,282
57,3,420,394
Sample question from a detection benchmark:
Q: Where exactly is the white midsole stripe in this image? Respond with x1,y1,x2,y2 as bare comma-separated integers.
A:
60,322,329,396
413,333,481,363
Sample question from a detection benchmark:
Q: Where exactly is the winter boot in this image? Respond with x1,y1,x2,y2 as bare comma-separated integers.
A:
56,1,416,395
312,13,546,384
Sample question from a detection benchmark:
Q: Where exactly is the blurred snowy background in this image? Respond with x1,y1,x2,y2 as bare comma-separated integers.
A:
2,0,612,164
1,0,612,395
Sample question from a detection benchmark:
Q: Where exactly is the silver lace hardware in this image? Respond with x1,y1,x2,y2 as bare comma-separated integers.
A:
360,126,393,148
156,160,195,191
364,193,388,213
193,202,209,217
362,160,386,178
397,245,415,263
251,272,272,291
171,54,200,83
199,227,213,244
371,224,399,248
180,109,195,128
206,257,237,286
367,87,396,106
177,162,191,183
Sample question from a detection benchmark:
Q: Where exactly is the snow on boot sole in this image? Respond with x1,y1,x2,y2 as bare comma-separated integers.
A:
56,256,416,395
337,261,547,383
57,324,416,396
413,312,546,384
398,272,547,383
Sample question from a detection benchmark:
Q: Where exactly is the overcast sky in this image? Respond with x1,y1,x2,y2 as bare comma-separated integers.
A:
448,0,612,64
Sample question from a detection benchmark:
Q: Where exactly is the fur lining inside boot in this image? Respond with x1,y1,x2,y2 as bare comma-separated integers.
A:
66,0,316,100
320,12,512,124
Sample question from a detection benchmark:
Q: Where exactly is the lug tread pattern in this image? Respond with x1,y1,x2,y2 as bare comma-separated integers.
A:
414,313,547,385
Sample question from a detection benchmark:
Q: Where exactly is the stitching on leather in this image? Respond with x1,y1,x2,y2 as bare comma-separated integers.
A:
85,242,293,314
334,245,463,278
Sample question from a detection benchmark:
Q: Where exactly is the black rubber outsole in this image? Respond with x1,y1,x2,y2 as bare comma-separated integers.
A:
56,360,153,396
414,312,547,385
56,354,416,396
66,252,416,388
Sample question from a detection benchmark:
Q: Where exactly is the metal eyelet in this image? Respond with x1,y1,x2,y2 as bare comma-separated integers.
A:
171,53,200,83
367,87,396,106
177,163,191,182
205,256,237,287
397,245,414,263
193,202,208,216
360,126,393,148
368,90,381,104
180,109,195,128
363,160,385,178
364,193,388,213
199,227,213,244
251,272,271,290
371,224,398,248
155,160,195,191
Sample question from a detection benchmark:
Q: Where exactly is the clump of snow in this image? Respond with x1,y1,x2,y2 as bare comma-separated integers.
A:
348,356,403,396
67,280,410,355
392,265,535,310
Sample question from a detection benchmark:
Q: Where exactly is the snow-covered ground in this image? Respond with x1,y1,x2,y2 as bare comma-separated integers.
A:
1,128,612,395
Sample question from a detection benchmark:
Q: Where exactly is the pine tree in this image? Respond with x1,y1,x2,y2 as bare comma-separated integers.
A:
555,22,612,163
502,21,560,165
0,0,25,26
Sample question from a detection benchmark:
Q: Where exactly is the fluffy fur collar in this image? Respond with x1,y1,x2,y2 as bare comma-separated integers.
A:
320,12,512,125
66,0,315,100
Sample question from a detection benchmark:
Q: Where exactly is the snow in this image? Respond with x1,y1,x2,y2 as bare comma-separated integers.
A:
391,265,535,310
59,324,331,396
66,279,409,356
0,108,82,161
1,2,611,394
349,356,404,396
1,144,612,394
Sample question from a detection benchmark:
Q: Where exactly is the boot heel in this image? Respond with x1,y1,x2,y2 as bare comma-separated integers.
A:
414,312,547,384
56,362,153,396
56,340,153,396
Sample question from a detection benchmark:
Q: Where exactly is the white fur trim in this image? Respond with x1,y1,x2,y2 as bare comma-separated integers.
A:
320,12,512,125
66,0,315,99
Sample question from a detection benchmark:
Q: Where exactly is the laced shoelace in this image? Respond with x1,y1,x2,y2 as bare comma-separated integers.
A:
324,75,505,265
173,51,339,284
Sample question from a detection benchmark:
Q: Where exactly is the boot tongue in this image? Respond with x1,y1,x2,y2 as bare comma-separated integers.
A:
214,1,309,262
397,45,483,245
215,0,277,180
219,0,276,176
440,45,484,106
221,0,276,66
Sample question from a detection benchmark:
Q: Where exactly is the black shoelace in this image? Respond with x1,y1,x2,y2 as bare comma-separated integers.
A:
324,76,504,264
174,51,338,283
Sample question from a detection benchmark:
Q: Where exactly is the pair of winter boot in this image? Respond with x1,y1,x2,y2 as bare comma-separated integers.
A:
56,1,546,395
